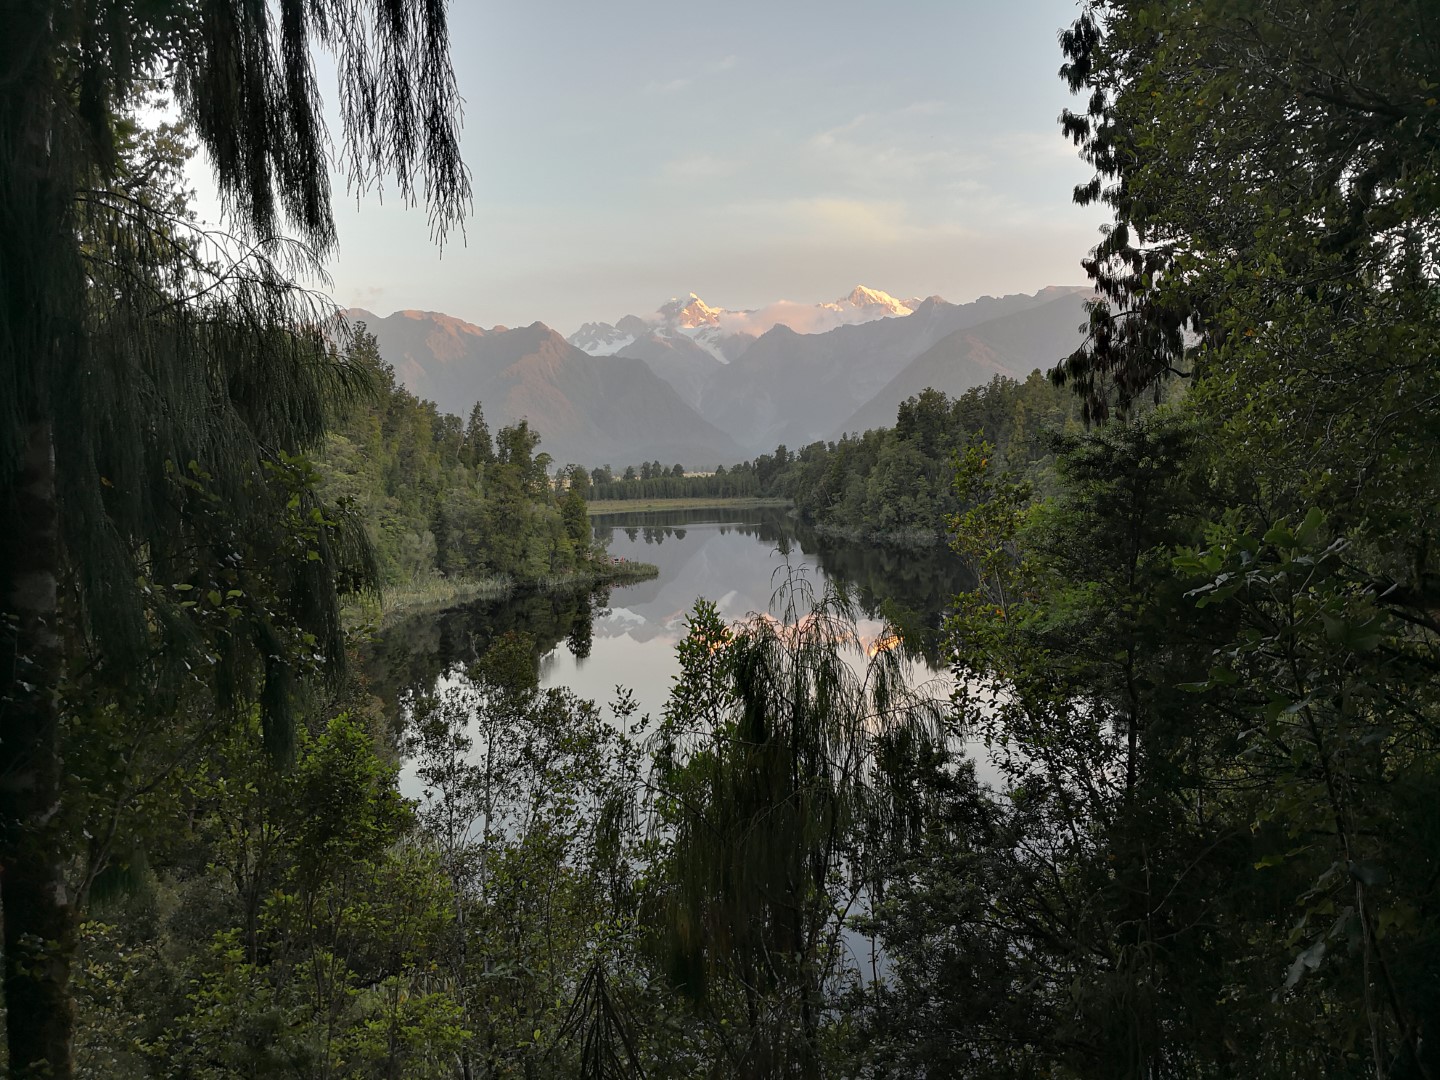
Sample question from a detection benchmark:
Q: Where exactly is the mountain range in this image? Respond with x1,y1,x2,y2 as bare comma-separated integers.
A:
348,284,1092,468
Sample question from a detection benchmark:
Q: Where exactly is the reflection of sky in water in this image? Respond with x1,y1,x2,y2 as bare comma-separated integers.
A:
540,513,944,726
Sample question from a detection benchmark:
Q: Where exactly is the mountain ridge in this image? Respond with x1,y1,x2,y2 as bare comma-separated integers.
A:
346,283,1092,466
835,290,1093,437
567,284,919,361
346,308,745,467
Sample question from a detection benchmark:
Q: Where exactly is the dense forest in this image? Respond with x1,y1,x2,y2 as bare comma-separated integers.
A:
4,1,1440,1079
315,328,598,589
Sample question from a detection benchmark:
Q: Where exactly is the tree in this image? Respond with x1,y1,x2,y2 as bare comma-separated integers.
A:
73,712,470,1078
562,465,591,549
405,634,647,1077
1054,0,1440,422
650,585,944,1077
0,4,468,1074
880,4,1440,1074
463,401,495,468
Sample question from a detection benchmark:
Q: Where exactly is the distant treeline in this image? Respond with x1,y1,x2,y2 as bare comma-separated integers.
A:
583,371,1084,542
316,327,592,586
589,461,763,501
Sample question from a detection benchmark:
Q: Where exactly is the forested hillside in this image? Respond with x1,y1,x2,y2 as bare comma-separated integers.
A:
315,327,594,588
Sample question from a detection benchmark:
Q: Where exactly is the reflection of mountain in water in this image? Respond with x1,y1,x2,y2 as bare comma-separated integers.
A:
361,507,971,723
590,507,971,666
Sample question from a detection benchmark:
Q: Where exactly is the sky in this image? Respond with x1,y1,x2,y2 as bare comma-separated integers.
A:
193,0,1103,335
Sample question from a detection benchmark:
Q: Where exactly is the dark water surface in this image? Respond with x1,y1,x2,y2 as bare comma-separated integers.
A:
364,506,971,721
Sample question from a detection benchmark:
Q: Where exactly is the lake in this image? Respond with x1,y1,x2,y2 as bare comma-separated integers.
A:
364,505,971,725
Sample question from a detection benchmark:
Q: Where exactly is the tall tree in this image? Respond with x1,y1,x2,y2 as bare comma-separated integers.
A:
651,587,943,1077
0,3,468,1074
886,3,1440,1075
1055,0,1440,422
463,400,495,468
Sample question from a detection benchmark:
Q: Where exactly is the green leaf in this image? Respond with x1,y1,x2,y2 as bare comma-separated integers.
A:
1295,507,1326,546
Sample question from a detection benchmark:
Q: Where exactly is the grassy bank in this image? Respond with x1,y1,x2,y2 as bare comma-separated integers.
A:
587,496,792,514
348,558,660,629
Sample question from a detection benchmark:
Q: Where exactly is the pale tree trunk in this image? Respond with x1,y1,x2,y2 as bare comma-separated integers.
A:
0,420,75,1079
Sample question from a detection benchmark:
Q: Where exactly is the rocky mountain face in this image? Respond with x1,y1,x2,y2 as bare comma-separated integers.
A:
835,289,1093,437
350,284,1092,469
347,309,744,467
567,285,1091,453
567,285,918,366
698,289,1089,450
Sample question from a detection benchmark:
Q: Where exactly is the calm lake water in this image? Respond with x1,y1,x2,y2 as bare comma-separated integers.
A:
364,506,971,723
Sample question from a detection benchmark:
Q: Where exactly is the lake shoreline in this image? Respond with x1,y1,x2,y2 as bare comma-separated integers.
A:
589,498,949,549
587,496,793,514
351,559,660,628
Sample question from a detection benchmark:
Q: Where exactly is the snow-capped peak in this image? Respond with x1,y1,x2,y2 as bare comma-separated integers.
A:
566,285,942,359
659,292,723,329
569,320,637,356
831,286,915,318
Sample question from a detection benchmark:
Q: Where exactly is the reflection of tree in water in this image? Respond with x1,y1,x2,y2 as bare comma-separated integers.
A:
362,584,609,724
565,593,594,660
366,507,973,724
799,535,972,667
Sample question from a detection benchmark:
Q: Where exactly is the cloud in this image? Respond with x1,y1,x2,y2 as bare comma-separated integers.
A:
662,153,744,180
810,112,875,146
623,289,914,339
894,99,945,118
792,197,914,242
727,196,944,245
990,130,1086,166
348,284,387,309
715,299,906,337
803,113,985,193
788,107,1094,231
645,54,737,95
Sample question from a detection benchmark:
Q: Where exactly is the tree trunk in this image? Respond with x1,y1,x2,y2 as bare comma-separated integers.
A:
0,420,76,1079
